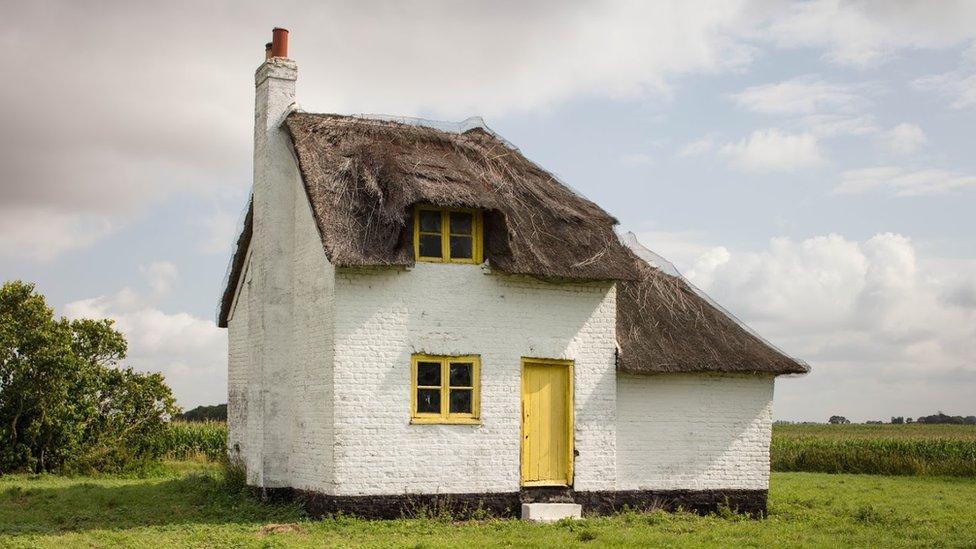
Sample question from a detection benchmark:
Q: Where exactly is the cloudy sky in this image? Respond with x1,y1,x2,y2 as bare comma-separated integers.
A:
1,1,973,421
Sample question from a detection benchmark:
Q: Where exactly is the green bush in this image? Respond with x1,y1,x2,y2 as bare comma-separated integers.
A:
0,281,180,474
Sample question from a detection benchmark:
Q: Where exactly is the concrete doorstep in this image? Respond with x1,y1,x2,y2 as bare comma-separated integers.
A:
521,503,583,523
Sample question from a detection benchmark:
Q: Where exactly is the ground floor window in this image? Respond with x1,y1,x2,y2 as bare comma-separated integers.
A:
411,354,480,424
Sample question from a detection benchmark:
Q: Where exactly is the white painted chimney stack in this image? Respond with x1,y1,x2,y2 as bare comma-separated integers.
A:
248,28,299,489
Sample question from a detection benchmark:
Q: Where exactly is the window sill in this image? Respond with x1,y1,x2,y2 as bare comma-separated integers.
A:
410,417,482,425
415,258,483,265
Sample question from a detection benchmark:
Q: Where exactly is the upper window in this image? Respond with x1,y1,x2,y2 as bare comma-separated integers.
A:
411,354,480,424
413,205,483,264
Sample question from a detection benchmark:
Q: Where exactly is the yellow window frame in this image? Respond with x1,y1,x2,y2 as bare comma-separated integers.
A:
410,354,481,424
413,205,484,264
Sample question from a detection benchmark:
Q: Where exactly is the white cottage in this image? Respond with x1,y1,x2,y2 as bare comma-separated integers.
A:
218,29,808,519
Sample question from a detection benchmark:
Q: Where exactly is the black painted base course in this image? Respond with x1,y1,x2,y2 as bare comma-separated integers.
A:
257,486,767,520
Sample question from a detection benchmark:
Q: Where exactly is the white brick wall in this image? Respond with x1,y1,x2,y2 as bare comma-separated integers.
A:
226,258,249,465
616,373,774,491
287,176,336,494
330,264,617,496
248,58,300,488
228,177,337,491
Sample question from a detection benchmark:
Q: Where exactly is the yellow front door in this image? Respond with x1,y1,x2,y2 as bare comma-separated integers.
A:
521,359,574,486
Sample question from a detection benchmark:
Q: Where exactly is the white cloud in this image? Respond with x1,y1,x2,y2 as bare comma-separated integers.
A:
800,114,880,138
730,75,882,140
684,246,731,290
0,1,764,261
140,261,179,297
634,227,716,270
762,0,976,67
719,129,825,172
944,275,976,309
911,37,976,110
3,1,975,260
835,166,976,196
913,70,976,110
882,123,927,154
61,262,226,409
195,208,243,255
0,208,113,261
677,135,716,157
652,230,976,421
965,40,976,63
618,152,653,166
731,75,864,115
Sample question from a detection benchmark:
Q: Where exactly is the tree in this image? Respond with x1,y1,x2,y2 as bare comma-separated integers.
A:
916,412,973,425
828,415,851,425
0,281,180,474
891,416,904,424
178,403,227,422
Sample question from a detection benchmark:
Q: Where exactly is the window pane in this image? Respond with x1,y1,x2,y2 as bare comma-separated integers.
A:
449,211,473,235
419,234,442,257
449,235,472,259
419,210,441,232
417,389,441,413
449,362,472,387
417,361,441,386
449,389,472,414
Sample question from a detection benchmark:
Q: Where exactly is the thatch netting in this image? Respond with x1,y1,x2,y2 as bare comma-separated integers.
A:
284,113,637,280
217,112,807,376
218,201,252,329
616,241,808,375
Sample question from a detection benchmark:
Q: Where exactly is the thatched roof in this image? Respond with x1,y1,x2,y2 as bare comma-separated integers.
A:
285,113,637,281
217,113,807,376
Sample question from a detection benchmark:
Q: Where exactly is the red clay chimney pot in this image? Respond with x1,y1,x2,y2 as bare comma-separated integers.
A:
271,28,289,58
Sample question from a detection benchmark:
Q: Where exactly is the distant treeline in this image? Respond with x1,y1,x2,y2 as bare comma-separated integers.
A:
776,413,976,425
911,413,976,425
177,404,227,422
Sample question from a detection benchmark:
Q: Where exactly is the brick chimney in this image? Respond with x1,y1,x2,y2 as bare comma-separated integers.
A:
255,28,296,140
249,27,299,489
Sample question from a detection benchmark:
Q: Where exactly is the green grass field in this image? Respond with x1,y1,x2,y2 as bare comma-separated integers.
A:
1,461,975,548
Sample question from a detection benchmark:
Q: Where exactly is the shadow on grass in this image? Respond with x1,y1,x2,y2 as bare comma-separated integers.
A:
0,473,303,535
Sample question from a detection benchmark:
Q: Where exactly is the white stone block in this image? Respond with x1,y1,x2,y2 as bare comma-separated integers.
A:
521,503,582,522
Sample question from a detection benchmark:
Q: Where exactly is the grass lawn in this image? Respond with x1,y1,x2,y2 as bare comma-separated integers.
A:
2,462,975,548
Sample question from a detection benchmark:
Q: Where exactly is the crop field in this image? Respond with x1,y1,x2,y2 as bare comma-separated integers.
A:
773,423,976,440
163,421,228,461
771,424,976,476
1,461,975,548
162,421,976,477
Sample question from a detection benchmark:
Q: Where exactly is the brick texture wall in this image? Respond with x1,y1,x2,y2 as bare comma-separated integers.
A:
330,263,617,496
226,261,249,466
616,373,774,491
287,184,336,494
